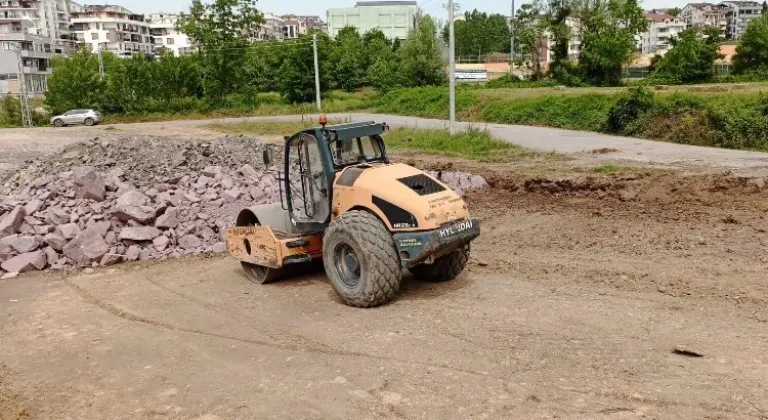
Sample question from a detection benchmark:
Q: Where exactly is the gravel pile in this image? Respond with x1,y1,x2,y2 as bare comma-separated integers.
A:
0,135,269,195
0,135,488,278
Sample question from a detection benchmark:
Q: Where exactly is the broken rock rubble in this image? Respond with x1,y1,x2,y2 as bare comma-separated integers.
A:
0,162,488,274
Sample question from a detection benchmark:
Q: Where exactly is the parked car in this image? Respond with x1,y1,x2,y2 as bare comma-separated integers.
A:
50,109,103,127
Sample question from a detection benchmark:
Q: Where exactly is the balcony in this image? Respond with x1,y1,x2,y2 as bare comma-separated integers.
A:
22,66,51,74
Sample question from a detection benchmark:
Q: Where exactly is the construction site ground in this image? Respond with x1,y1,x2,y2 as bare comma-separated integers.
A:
2,116,768,420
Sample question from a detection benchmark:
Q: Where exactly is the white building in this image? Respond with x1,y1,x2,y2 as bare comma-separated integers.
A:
253,12,285,40
680,2,728,35
721,1,763,39
0,0,74,53
281,14,326,35
69,3,153,57
327,1,421,40
146,12,193,55
638,12,686,54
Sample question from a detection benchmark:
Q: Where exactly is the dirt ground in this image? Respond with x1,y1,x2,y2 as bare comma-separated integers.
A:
2,119,768,419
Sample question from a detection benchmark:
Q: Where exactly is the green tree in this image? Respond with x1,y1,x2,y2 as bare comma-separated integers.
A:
361,28,390,69
392,37,402,52
45,47,103,113
512,1,549,79
242,43,283,94
442,9,511,57
399,15,446,87
733,12,768,73
547,0,577,82
577,0,649,86
652,27,723,84
278,35,330,103
667,7,681,16
177,0,264,103
331,26,365,92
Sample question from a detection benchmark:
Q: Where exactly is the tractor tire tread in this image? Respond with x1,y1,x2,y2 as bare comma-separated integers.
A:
323,210,401,308
409,247,469,282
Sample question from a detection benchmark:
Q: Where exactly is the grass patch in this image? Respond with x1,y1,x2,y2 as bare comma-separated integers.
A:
593,164,622,173
209,121,556,162
384,127,560,162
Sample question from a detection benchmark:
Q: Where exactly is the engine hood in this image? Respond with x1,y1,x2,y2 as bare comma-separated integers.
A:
332,163,471,231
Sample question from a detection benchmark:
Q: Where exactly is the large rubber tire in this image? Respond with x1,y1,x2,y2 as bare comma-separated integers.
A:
322,210,401,308
84,117,94,126
53,119,64,127
409,246,469,282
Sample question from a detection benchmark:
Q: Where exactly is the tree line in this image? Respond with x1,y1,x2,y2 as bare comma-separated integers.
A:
512,0,768,86
45,0,445,114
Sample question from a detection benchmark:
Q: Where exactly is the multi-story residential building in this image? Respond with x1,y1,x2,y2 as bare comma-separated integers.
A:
280,14,326,35
0,32,53,95
327,1,421,40
638,11,686,54
253,12,285,40
0,0,74,53
146,12,193,55
721,1,762,39
69,3,153,57
680,2,728,34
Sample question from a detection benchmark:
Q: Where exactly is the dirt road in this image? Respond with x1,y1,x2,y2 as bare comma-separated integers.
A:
1,120,768,419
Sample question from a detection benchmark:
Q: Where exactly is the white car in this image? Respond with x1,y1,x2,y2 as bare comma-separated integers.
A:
50,109,104,127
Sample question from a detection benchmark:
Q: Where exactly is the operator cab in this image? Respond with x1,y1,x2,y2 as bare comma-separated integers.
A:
264,118,390,235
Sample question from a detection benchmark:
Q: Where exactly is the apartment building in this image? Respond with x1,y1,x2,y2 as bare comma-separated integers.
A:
0,32,53,95
281,14,326,35
0,0,74,53
638,11,686,54
252,13,285,40
721,1,763,39
327,1,421,40
680,2,728,34
69,3,152,57
146,12,193,55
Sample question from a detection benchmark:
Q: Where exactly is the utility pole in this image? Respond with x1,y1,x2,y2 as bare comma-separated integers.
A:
98,45,105,80
510,0,516,72
312,34,321,112
13,42,33,128
448,0,456,134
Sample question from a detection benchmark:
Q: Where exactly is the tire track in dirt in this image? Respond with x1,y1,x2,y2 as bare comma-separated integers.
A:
62,276,507,381
138,273,344,356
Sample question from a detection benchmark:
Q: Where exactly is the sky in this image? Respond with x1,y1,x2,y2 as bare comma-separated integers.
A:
115,0,687,20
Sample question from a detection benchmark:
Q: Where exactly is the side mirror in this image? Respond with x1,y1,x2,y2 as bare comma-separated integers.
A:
263,147,275,167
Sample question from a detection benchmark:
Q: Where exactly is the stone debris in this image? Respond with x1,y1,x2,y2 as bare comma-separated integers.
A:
0,136,488,274
0,206,25,238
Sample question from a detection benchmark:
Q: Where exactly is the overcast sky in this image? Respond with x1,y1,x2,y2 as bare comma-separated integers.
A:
115,0,687,20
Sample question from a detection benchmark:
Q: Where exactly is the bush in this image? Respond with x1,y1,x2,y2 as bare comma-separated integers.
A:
480,93,617,132
605,86,656,133
0,96,22,127
485,76,561,89
374,87,475,118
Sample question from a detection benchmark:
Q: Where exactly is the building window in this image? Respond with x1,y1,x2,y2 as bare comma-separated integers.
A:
91,32,98,40
166,38,174,45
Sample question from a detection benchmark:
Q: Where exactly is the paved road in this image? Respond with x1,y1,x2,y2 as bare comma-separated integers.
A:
1,113,768,174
